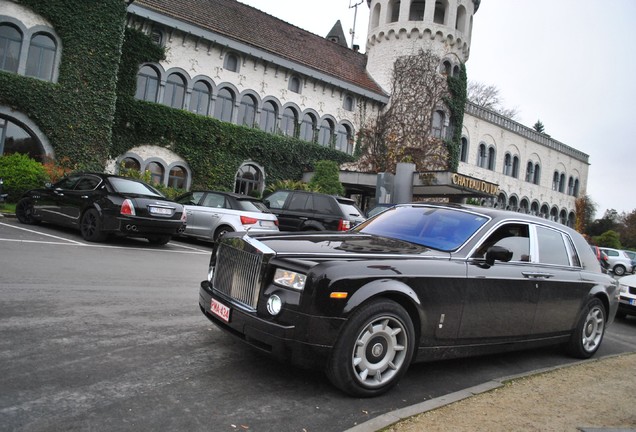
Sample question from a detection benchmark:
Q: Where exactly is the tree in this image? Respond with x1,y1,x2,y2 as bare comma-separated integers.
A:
586,209,620,237
533,120,545,133
356,49,452,174
592,230,621,249
307,160,344,196
467,81,519,120
574,195,596,234
616,209,636,250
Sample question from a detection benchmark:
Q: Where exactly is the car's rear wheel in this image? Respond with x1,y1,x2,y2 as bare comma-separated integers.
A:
326,299,415,397
566,297,606,359
147,235,171,245
16,198,38,224
80,208,108,242
214,225,234,242
613,265,626,276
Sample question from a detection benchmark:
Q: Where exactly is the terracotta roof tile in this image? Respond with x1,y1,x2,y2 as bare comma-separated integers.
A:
134,0,386,96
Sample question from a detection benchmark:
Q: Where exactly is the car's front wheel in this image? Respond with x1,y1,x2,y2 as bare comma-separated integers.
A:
80,208,108,242
326,299,415,397
566,297,606,358
16,198,38,224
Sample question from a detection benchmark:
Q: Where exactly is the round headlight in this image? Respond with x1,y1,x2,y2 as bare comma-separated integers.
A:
266,294,283,316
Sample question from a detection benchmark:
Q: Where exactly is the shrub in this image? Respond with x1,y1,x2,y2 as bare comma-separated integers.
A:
0,153,49,202
308,160,344,196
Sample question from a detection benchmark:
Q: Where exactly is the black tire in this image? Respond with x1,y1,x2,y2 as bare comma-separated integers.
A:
326,299,415,397
565,298,606,359
16,198,38,225
80,208,108,242
147,235,171,245
213,225,234,242
613,265,626,276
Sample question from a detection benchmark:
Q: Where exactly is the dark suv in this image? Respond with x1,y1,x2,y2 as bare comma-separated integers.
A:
263,190,365,231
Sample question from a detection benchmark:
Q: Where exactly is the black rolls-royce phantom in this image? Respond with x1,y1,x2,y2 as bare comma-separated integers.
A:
199,203,618,397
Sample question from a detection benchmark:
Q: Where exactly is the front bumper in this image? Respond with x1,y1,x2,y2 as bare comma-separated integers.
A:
199,281,339,369
618,296,636,316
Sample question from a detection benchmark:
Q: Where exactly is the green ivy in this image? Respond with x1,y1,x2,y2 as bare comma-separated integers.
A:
444,63,468,172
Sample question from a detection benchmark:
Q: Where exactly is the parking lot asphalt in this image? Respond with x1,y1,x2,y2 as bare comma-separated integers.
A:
1,214,635,432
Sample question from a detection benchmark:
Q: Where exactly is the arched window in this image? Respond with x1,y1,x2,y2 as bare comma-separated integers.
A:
434,0,447,24
371,3,381,28
409,0,425,20
487,146,495,171
343,95,354,111
224,52,239,72
336,124,353,154
559,173,566,193
189,80,211,115
530,201,539,216
26,33,56,81
214,88,235,122
477,143,487,168
0,116,45,161
260,101,277,133
145,162,164,185
135,65,160,102
432,110,444,138
318,119,334,147
168,165,187,189
503,153,512,176
163,73,186,109
550,206,559,222
441,61,452,75
300,113,316,142
120,157,140,171
238,95,257,127
552,171,560,191
512,156,519,178
0,24,22,73
567,176,574,195
388,0,401,22
540,204,550,219
281,107,297,137
234,163,264,196
288,75,301,94
573,179,580,197
533,164,541,185
520,198,529,214
455,5,467,32
460,137,468,162
508,196,518,212
525,161,534,182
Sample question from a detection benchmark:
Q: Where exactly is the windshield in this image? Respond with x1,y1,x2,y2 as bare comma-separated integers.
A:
109,177,164,197
354,206,489,251
237,198,267,213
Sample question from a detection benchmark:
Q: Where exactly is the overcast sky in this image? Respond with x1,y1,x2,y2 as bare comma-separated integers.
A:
237,0,636,218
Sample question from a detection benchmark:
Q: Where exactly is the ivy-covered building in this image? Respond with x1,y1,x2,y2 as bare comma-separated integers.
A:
0,0,588,224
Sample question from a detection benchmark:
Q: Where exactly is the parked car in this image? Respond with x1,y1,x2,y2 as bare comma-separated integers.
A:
16,172,186,244
591,245,610,272
199,203,618,397
263,190,365,232
623,250,636,272
599,247,634,276
175,190,279,242
617,274,636,318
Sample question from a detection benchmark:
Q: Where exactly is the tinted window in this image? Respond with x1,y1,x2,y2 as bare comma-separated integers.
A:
537,226,570,266
314,195,335,214
236,198,264,212
203,193,226,208
55,175,82,190
75,176,101,191
474,223,530,261
109,177,163,197
356,206,489,251
338,201,363,218
288,193,310,211
177,192,204,205
265,191,290,209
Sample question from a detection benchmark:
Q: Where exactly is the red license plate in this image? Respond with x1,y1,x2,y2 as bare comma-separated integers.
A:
211,298,230,322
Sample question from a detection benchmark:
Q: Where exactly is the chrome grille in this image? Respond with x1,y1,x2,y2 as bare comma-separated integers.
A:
213,242,263,309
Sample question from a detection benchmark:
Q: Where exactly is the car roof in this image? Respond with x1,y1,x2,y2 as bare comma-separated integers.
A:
189,190,260,200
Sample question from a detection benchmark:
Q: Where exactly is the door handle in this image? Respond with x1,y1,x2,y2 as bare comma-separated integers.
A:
522,272,554,279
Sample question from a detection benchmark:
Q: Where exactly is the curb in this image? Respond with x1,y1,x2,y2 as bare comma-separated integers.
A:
343,354,630,432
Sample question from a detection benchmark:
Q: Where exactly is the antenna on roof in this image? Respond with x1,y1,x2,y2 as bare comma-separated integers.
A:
349,0,364,49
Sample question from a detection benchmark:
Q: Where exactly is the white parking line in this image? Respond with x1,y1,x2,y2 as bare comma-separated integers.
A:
0,221,85,245
0,222,210,254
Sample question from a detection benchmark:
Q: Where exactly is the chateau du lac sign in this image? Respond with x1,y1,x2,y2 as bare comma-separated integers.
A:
451,173,499,197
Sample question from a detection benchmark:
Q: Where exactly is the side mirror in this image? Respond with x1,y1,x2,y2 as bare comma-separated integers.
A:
485,245,513,266
45,182,53,189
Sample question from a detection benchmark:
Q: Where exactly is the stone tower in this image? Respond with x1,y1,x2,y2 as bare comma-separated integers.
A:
365,0,480,92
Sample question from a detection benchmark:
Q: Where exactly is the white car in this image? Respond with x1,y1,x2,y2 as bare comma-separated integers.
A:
599,247,634,276
176,191,279,242
617,274,636,319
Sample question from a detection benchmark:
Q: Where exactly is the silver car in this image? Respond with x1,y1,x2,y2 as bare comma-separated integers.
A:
599,247,634,276
176,191,279,242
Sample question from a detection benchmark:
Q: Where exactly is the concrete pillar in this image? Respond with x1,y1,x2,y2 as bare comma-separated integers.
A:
394,162,415,203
